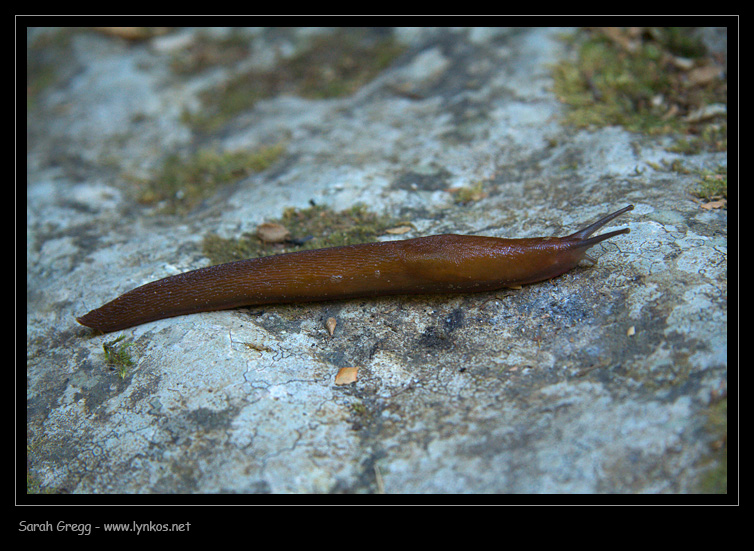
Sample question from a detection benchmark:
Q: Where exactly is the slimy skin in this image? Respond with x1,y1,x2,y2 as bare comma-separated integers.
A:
77,205,634,332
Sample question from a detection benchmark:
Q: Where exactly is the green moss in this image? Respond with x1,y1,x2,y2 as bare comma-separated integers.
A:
103,336,135,379
697,397,727,494
286,31,405,99
184,30,405,133
170,30,251,75
26,438,56,494
202,233,261,266
348,399,380,432
26,472,55,494
202,204,399,265
133,142,285,213
692,166,727,201
281,204,399,249
351,402,368,415
452,180,488,205
552,27,727,147
665,122,727,154
26,28,76,109
657,26,708,58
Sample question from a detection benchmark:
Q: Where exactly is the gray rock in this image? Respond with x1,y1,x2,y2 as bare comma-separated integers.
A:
26,27,727,494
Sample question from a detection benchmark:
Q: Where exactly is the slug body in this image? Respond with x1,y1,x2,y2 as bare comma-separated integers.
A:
77,205,633,332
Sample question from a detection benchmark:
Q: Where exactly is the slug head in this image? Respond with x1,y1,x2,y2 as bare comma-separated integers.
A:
564,204,633,263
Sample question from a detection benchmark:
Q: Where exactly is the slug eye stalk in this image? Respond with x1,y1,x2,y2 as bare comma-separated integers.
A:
568,204,634,246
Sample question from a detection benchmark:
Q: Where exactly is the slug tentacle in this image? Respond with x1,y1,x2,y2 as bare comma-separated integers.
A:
567,204,634,242
77,205,635,332
559,204,633,265
575,227,631,251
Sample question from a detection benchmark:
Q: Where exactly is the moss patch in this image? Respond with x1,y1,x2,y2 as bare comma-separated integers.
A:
183,30,405,133
552,27,726,149
450,180,489,205
696,396,727,494
170,29,251,75
203,204,399,265
692,165,727,202
133,142,285,213
27,29,76,110
102,335,135,379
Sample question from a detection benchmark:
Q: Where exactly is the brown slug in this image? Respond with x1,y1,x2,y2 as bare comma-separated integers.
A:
77,205,634,332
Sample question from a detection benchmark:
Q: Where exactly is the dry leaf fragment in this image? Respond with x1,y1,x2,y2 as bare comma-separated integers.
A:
257,222,291,243
685,103,726,123
335,367,358,385
670,56,695,70
688,65,722,86
701,199,727,210
93,27,170,40
385,226,413,235
598,26,641,52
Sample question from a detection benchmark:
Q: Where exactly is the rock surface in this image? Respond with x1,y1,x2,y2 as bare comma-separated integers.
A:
26,27,727,494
